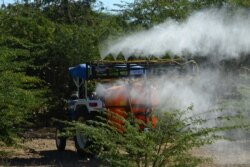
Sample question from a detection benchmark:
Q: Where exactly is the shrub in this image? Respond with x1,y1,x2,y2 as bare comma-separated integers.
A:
70,106,248,167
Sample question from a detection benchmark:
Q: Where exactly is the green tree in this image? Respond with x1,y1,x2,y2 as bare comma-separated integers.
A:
34,0,97,24
120,0,192,28
1,2,127,122
118,0,247,29
191,0,228,9
229,0,250,7
0,7,48,144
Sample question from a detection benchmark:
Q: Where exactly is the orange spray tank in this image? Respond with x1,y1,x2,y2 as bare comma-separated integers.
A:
103,81,158,131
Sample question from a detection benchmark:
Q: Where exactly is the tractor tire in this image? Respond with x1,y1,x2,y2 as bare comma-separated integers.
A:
74,111,92,157
55,127,66,151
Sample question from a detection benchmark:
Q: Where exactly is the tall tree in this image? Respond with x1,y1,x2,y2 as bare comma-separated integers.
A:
0,6,48,144
120,0,192,28
191,0,228,9
229,0,250,7
34,0,96,24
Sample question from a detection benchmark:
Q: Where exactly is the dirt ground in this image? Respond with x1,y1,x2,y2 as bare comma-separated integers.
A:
0,128,249,167
0,128,100,167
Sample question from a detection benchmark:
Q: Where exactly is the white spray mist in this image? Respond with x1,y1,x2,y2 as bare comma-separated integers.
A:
98,7,250,165
100,8,250,60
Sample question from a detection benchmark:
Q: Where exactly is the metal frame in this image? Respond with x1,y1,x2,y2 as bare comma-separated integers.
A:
70,60,198,98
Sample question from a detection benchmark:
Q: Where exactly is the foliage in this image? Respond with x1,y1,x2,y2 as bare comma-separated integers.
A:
229,0,250,7
118,0,250,29
34,0,96,24
191,0,228,9
0,5,50,144
0,1,127,144
0,43,46,144
1,0,250,146
70,106,247,167
117,0,235,29
118,0,193,28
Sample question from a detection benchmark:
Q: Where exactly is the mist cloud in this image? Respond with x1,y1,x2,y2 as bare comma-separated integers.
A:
100,8,250,60
95,69,233,113
98,8,250,159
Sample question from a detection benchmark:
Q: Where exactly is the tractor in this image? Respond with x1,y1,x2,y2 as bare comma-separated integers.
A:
55,60,196,155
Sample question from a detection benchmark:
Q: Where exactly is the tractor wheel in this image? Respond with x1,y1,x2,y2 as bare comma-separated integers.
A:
74,115,92,157
55,127,66,151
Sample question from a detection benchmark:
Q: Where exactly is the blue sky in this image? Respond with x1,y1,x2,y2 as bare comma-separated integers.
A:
100,0,133,9
3,0,134,9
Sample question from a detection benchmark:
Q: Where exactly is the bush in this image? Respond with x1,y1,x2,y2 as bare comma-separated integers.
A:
70,106,248,167
0,70,46,145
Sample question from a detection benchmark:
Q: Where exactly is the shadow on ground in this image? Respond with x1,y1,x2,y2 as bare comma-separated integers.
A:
0,149,100,167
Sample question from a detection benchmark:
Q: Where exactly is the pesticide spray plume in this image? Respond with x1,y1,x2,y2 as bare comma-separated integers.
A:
95,66,249,165
101,8,250,60
98,7,250,165
96,68,230,114
98,7,250,125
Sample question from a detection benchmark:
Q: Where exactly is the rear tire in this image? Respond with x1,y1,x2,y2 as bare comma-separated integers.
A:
55,127,66,151
74,114,92,157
